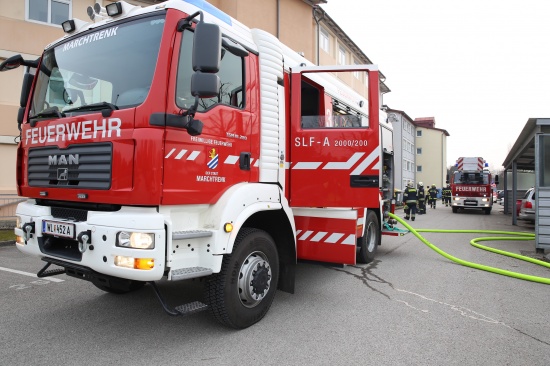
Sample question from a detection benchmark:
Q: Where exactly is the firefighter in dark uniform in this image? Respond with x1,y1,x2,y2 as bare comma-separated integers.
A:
417,182,426,214
442,184,452,207
428,184,438,209
403,181,418,221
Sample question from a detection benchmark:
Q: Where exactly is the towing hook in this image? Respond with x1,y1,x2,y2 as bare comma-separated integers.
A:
22,222,35,243
77,230,92,253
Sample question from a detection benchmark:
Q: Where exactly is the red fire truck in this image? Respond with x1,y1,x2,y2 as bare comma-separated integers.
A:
1,0,396,328
449,157,497,214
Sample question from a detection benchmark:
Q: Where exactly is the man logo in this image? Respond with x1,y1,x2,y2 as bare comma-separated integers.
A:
57,168,69,181
48,154,79,166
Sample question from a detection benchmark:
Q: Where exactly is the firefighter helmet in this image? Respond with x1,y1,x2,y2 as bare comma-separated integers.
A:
418,182,423,186
407,181,414,188
432,184,436,188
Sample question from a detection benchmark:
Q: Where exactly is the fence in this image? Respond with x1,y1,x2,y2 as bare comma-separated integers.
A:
0,194,25,228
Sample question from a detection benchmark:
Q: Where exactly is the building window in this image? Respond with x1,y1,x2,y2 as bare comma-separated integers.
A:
177,30,245,111
417,165,422,172
320,27,330,53
417,147,422,154
417,130,422,137
338,46,346,65
27,0,71,25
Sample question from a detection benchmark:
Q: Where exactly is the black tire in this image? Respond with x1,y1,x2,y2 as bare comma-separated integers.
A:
92,280,145,294
484,208,492,215
205,228,279,329
356,210,380,264
452,207,458,213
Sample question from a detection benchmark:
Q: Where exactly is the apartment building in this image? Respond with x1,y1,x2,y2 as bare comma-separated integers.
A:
386,108,416,191
414,117,449,190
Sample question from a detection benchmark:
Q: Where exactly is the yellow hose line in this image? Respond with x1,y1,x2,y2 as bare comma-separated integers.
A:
388,213,550,285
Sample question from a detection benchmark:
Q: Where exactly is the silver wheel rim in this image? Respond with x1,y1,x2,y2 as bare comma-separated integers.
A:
238,251,272,308
366,221,376,252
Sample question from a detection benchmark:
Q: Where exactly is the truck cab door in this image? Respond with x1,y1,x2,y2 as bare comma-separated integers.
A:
161,25,254,205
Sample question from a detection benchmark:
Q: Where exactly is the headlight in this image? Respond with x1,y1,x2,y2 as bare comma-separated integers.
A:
16,216,22,228
481,198,489,202
116,232,155,249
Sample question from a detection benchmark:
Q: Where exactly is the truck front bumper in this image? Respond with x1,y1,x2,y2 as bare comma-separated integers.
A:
15,201,166,282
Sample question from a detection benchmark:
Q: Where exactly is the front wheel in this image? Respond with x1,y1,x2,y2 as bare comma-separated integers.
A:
452,207,458,213
484,207,492,215
356,210,380,264
205,228,279,329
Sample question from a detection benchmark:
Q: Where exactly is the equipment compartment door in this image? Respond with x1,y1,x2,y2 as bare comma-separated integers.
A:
288,67,381,208
293,208,358,264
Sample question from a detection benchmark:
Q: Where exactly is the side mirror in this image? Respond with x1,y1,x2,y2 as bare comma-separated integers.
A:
192,22,221,73
0,54,39,72
0,54,24,72
494,175,499,185
191,72,220,98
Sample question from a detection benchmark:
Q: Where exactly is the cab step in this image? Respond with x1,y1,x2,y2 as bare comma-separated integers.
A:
174,301,209,316
149,281,209,317
171,267,212,281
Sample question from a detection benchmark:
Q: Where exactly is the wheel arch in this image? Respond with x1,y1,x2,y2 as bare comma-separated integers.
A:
242,209,296,294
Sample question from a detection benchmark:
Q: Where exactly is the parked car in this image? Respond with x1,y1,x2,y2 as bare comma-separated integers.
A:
497,190,504,200
518,188,535,222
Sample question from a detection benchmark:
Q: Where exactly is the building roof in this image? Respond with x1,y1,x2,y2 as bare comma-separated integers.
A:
316,8,390,94
502,118,550,171
386,108,414,123
413,117,450,136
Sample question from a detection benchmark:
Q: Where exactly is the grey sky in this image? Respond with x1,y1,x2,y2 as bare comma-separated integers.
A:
321,0,550,169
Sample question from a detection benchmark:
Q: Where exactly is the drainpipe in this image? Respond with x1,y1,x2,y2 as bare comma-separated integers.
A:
313,6,325,65
277,0,280,38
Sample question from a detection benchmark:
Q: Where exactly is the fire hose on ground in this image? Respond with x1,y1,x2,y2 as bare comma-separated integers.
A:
388,213,550,285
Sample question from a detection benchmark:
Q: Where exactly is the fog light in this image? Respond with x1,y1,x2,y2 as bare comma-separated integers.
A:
114,256,154,270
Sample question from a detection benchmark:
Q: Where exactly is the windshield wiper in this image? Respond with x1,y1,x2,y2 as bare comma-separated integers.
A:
29,106,66,126
63,102,119,117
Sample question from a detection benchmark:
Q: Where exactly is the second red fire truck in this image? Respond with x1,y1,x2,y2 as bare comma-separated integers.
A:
449,157,497,214
3,0,396,328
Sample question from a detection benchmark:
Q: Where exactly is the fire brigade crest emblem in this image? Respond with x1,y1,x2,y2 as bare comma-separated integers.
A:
207,148,218,169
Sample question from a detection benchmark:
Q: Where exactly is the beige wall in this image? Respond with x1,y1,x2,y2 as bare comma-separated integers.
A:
217,0,314,61
0,143,16,193
416,128,447,188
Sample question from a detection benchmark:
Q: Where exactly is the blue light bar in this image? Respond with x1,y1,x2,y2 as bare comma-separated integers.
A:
184,0,232,25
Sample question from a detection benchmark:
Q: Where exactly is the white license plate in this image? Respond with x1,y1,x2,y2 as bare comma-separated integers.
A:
42,220,75,239
464,201,477,206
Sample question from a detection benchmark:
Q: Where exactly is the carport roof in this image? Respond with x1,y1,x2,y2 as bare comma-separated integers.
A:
502,118,550,171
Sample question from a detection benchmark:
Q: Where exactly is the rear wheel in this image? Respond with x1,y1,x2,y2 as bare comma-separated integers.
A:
356,210,380,264
205,228,279,329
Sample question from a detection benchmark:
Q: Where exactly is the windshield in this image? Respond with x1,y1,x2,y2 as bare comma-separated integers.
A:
30,14,165,117
453,171,490,185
